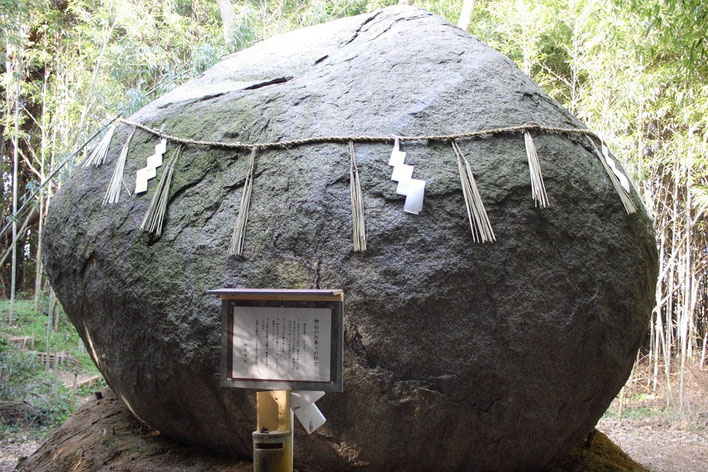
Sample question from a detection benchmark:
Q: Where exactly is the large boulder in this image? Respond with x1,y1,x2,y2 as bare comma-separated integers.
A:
43,6,658,472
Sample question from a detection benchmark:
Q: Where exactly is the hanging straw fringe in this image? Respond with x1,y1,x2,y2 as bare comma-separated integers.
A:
586,136,636,214
451,140,495,243
228,148,257,256
83,123,116,168
103,128,135,205
349,141,367,252
523,131,549,208
140,145,183,236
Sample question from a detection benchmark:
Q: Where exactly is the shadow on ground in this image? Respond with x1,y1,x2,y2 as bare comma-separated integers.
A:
16,388,648,472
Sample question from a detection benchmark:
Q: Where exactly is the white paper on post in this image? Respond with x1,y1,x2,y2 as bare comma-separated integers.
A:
291,390,325,404
403,179,425,214
291,391,326,434
231,306,332,382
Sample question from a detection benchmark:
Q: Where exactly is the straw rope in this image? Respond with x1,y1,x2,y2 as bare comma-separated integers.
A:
452,140,495,243
140,145,183,236
349,141,367,252
524,130,549,208
228,148,257,256
103,127,135,205
117,117,601,150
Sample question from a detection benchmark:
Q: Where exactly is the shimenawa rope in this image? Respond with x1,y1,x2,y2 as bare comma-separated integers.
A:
97,118,636,254
116,117,602,150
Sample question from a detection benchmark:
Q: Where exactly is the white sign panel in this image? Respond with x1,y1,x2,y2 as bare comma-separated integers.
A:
231,306,332,382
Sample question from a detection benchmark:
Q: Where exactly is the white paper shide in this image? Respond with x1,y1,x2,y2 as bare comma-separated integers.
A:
232,306,331,382
291,390,327,434
389,137,425,214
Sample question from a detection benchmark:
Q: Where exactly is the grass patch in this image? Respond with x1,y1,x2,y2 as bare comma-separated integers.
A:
0,297,105,435
0,299,99,373
603,404,676,421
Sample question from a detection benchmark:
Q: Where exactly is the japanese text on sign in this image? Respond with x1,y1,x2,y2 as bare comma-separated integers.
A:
232,306,332,382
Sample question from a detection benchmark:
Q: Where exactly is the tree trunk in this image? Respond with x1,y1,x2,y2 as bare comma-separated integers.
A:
399,0,414,5
10,45,21,325
0,209,36,267
73,17,117,148
46,288,54,371
34,66,49,311
457,0,476,32
216,0,237,44
679,188,692,426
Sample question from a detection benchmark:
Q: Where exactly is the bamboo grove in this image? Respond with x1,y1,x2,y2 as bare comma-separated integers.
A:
1,0,706,414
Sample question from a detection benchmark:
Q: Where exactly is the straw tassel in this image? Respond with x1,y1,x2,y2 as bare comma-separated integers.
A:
452,140,495,243
103,127,135,205
523,130,549,208
349,141,367,252
140,144,183,237
586,136,636,214
228,148,257,256
84,123,116,168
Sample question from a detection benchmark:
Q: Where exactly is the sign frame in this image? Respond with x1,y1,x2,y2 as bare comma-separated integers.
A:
210,288,343,392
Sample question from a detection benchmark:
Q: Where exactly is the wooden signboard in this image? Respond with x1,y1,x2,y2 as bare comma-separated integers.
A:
210,289,344,392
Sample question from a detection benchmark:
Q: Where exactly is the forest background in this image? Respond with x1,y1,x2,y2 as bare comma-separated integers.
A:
0,0,706,432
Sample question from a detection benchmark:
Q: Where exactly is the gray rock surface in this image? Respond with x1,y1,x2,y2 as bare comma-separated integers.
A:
43,6,658,472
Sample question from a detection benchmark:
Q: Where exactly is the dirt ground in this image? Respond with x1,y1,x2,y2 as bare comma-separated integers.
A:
0,436,41,472
1,414,706,472
2,361,707,471
597,359,708,472
3,425,706,472
598,416,707,472
0,370,99,472
3,397,704,472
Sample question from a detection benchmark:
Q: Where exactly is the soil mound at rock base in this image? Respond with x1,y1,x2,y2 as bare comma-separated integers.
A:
19,388,647,472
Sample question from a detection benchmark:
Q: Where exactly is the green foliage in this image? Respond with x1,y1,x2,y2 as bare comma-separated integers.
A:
0,299,100,374
0,299,107,432
617,0,707,81
0,339,74,427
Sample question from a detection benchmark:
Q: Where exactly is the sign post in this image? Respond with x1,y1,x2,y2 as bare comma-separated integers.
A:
210,288,344,472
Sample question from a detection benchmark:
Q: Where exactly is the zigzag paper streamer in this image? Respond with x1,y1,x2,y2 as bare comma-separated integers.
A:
389,138,425,214
135,138,167,194
601,143,630,193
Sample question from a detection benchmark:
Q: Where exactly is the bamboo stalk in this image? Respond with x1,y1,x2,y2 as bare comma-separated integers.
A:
45,288,54,371
34,65,50,310
0,209,36,267
0,116,118,242
10,42,21,324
